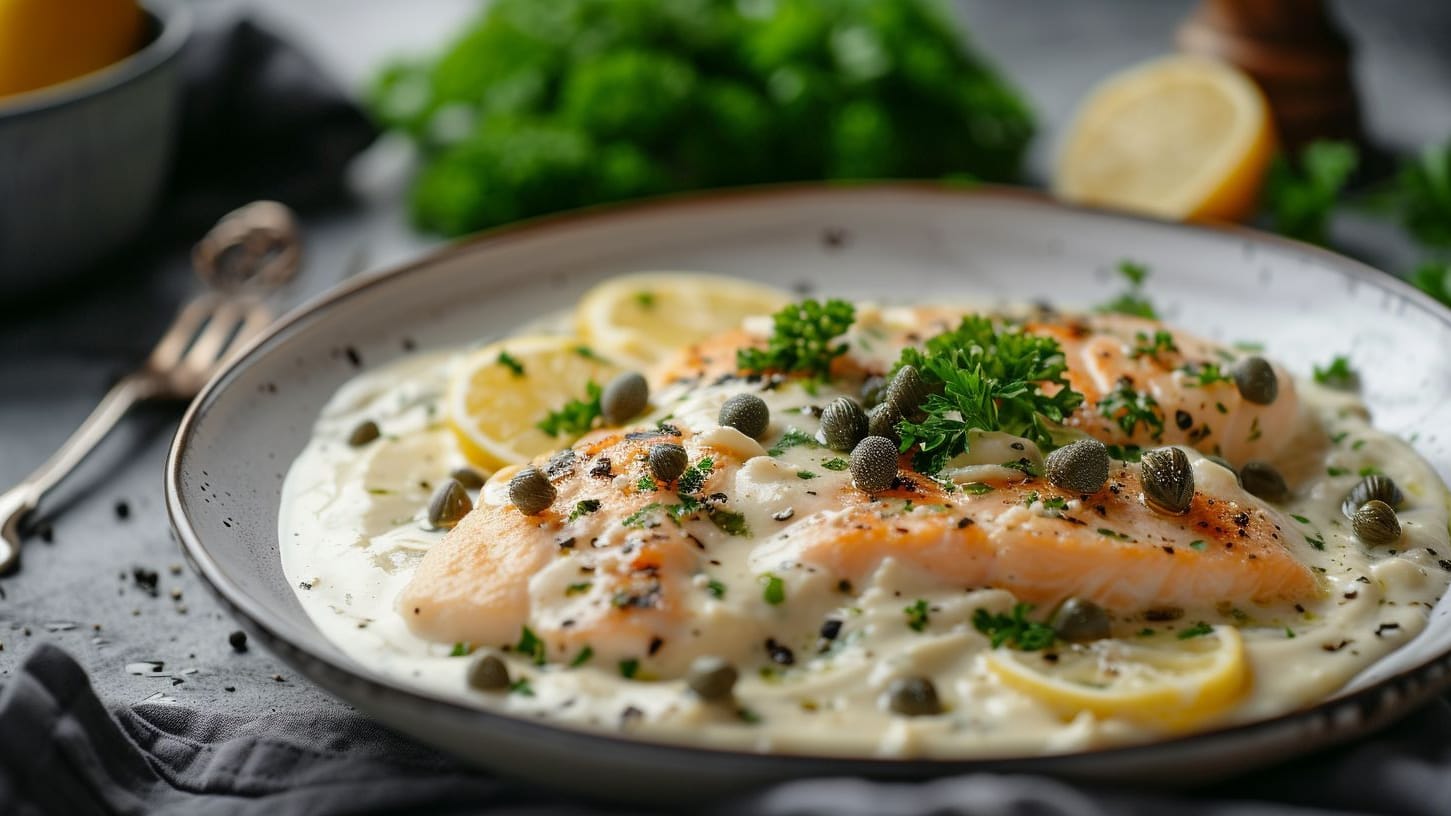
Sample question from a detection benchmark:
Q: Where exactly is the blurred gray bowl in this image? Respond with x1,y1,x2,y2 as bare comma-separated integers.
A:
0,0,190,295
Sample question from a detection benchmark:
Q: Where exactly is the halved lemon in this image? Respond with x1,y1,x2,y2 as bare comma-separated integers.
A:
1054,55,1275,222
985,625,1249,731
446,335,620,469
574,273,790,369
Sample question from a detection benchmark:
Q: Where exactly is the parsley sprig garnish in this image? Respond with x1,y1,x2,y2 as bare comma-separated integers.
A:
738,298,855,383
1096,260,1158,319
894,315,1084,474
972,603,1056,650
1264,140,1358,246
536,381,602,437
1097,377,1164,440
1313,355,1359,389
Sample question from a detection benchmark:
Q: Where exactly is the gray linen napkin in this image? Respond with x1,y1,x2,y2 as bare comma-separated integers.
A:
5,644,1451,816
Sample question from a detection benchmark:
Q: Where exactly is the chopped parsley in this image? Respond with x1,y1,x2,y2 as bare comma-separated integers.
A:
972,603,1056,650
1181,361,1233,387
570,646,594,667
895,315,1084,474
1313,355,1358,389
761,573,786,605
905,599,930,632
1411,261,1451,308
1097,379,1164,440
1106,444,1143,462
1041,495,1068,511
1096,260,1158,319
568,499,602,522
1097,528,1131,541
619,658,640,679
1177,621,1214,640
706,579,727,599
822,457,849,471
565,582,592,596
1189,540,1207,551
1130,330,1178,361
515,626,546,665
707,508,750,536
634,291,655,309
796,470,818,480
536,381,602,437
635,474,659,493
767,428,821,456
737,298,856,382
450,642,472,657
1327,466,1349,477
1306,532,1327,551
496,351,525,376
962,482,994,494
573,345,602,360
508,678,535,696
1359,466,1383,477
678,456,714,495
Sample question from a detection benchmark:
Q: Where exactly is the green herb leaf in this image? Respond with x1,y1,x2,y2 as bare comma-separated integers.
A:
822,457,849,471
536,381,603,437
1264,140,1358,246
635,474,659,493
508,678,534,696
497,351,525,377
738,299,856,382
1097,379,1164,440
1313,355,1358,389
760,573,785,605
768,428,821,457
619,658,639,679
568,499,602,522
895,315,1084,474
570,645,594,667
707,507,750,536
1096,260,1158,318
1130,330,1178,360
450,642,472,657
1411,261,1451,308
1396,140,1451,249
962,482,994,494
678,456,714,495
1181,361,1232,387
796,470,818,480
515,626,546,665
706,579,727,599
565,581,592,596
1177,621,1214,640
905,599,930,632
972,603,1056,650
1189,539,1207,551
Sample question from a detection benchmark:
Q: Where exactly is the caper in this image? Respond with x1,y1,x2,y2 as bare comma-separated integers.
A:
601,372,650,425
685,655,737,701
1232,356,1278,405
466,652,510,692
819,397,868,452
886,676,942,717
1352,500,1401,546
1045,438,1109,494
1140,446,1194,514
850,436,899,493
885,364,931,418
1240,460,1289,502
649,443,689,484
508,467,556,515
867,400,903,442
719,393,769,438
1342,474,1404,519
1053,597,1111,642
426,479,473,530
450,466,487,490
347,420,380,447
859,375,888,408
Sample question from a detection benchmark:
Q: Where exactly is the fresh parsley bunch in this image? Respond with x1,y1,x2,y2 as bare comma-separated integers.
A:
896,316,1084,474
1263,140,1358,247
738,298,856,382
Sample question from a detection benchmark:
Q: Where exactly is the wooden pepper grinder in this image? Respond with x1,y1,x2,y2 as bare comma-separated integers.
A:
1177,0,1362,152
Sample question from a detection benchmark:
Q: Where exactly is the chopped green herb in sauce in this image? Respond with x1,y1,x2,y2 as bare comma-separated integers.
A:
905,599,930,632
497,351,525,377
973,603,1056,650
1177,622,1214,639
761,573,786,605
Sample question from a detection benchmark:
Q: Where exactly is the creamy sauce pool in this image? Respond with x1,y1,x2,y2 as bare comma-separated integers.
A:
279,331,1451,759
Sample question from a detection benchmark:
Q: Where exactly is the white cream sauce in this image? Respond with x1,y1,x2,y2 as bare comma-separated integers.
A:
279,320,1451,758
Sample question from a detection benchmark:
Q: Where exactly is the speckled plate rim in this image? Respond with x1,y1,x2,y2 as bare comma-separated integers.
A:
166,182,1451,791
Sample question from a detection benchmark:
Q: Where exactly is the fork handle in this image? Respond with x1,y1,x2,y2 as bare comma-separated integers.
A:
0,372,162,573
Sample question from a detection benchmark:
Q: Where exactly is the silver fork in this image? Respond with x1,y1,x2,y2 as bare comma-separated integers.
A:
0,201,301,574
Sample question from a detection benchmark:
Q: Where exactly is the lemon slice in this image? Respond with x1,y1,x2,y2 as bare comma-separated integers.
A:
574,273,791,369
1054,56,1274,222
446,335,620,469
985,626,1249,731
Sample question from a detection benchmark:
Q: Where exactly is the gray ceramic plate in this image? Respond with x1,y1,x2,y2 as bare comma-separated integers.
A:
166,184,1451,802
